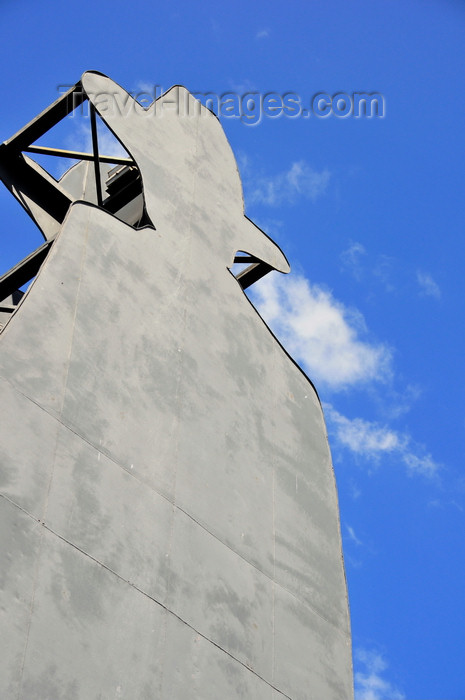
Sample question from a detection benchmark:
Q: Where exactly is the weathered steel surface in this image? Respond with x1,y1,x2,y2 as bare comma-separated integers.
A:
0,73,353,699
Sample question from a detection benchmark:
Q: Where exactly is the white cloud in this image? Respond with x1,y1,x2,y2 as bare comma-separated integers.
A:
417,271,441,299
346,524,363,546
133,81,158,105
62,122,90,154
66,122,127,159
250,271,439,478
325,405,439,477
136,80,154,93
256,27,270,39
376,383,422,421
401,451,438,476
373,255,397,293
349,479,362,500
97,129,127,159
42,119,129,180
326,406,401,454
354,649,405,700
228,79,257,94
340,241,367,280
250,272,391,390
248,161,330,206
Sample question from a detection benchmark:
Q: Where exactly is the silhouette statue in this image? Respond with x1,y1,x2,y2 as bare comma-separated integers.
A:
0,72,352,699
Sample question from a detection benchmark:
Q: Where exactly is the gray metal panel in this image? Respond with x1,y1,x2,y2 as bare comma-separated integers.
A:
0,73,353,699
162,613,278,700
0,376,59,517
274,585,352,700
167,506,274,679
19,526,167,699
0,498,44,698
45,423,173,605
0,205,96,419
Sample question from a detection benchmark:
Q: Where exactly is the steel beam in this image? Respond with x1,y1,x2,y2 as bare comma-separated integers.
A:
0,238,54,302
0,151,72,225
24,145,132,166
2,83,86,153
89,104,103,207
236,261,273,290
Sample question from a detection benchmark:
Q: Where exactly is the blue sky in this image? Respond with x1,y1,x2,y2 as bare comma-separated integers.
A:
1,1,464,698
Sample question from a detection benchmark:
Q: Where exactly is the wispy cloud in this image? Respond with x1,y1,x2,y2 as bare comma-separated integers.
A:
349,479,362,500
42,119,128,180
346,524,363,546
354,648,405,700
340,242,398,292
228,79,257,94
256,27,270,39
340,241,367,280
417,271,441,299
249,270,439,477
250,272,392,390
325,404,440,478
373,254,397,293
96,130,127,158
340,244,443,304
247,161,330,206
135,81,158,105
66,122,127,159
373,383,422,422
